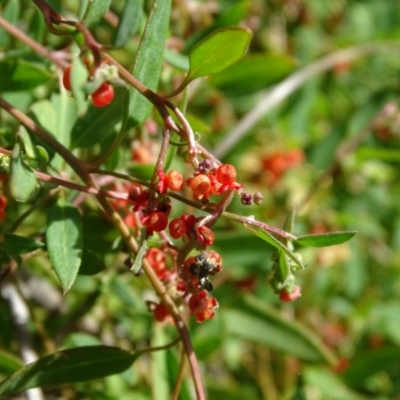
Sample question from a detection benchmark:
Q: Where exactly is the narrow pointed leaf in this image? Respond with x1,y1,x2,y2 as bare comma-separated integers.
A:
71,87,128,149
81,0,111,26
296,231,357,248
4,233,44,256
0,346,137,395
248,227,303,270
185,26,252,84
46,200,83,293
283,209,296,234
113,0,143,48
9,142,39,202
128,0,171,127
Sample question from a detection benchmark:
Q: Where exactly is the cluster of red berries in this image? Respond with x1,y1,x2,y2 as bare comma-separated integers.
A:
144,247,220,323
182,252,221,322
126,165,243,245
114,159,300,323
62,64,115,107
186,163,242,200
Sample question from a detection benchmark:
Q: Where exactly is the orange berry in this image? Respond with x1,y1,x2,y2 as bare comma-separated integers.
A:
166,170,183,191
216,164,236,185
188,174,211,199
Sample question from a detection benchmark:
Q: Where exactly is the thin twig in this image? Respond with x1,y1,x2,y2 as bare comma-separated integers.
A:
171,346,186,400
0,15,68,69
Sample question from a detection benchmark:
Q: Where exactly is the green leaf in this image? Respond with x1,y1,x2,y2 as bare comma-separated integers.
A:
0,350,23,375
81,0,111,26
128,0,171,127
71,87,128,149
283,209,296,234
4,233,44,256
0,60,52,91
52,93,78,149
0,0,20,47
210,54,297,96
112,0,143,48
356,147,400,162
0,346,137,395
296,231,357,247
183,0,249,53
131,238,148,274
78,249,106,276
17,126,37,161
9,142,39,202
223,294,336,363
127,164,155,181
185,26,252,84
70,57,89,116
29,100,57,137
249,227,303,270
46,200,83,293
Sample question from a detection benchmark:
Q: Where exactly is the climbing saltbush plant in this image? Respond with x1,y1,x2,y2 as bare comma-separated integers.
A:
3,1,400,399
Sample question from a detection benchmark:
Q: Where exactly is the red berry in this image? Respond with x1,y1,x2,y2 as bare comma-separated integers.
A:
169,218,186,239
145,248,166,268
196,226,214,246
216,164,236,185
91,83,115,107
153,303,170,322
166,170,183,191
128,185,143,202
188,291,208,314
147,211,168,233
62,66,72,90
279,286,301,302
